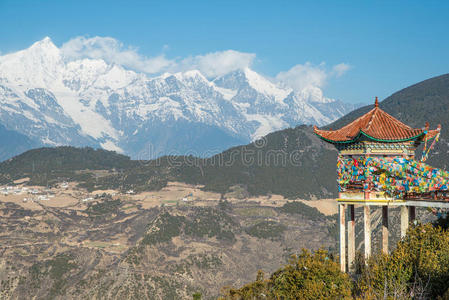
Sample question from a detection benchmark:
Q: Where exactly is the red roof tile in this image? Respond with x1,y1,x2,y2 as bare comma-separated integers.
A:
314,99,441,143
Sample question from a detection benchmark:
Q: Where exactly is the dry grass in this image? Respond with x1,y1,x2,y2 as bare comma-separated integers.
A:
299,199,337,216
0,182,337,216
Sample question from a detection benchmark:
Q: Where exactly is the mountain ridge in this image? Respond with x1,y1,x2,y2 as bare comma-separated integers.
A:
0,37,358,160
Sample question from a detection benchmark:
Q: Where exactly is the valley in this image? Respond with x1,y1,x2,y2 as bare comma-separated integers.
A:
0,181,338,299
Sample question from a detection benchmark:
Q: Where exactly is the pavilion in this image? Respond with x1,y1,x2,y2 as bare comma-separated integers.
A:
314,97,448,272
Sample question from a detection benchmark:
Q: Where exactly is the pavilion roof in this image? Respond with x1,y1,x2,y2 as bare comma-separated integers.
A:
314,97,441,143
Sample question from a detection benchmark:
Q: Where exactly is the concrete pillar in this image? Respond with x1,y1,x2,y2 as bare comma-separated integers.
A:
400,205,409,238
347,204,355,272
382,206,389,254
364,205,371,259
339,203,346,272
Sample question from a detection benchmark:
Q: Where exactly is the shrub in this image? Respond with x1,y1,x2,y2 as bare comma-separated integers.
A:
141,212,185,245
221,221,449,299
355,223,449,299
278,201,325,221
221,249,352,300
86,199,121,217
245,221,286,240
184,207,237,242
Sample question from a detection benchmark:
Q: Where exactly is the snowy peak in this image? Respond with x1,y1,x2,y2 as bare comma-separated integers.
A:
29,36,59,52
0,37,63,87
176,69,206,79
214,68,292,103
172,69,211,88
64,59,138,92
213,69,248,90
242,68,292,102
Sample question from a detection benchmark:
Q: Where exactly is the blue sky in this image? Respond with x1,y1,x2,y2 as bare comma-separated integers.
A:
1,0,448,103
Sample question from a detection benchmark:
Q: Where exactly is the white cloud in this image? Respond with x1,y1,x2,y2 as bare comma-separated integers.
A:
276,62,328,91
332,63,351,77
60,36,255,77
61,36,175,74
275,62,351,92
175,50,256,77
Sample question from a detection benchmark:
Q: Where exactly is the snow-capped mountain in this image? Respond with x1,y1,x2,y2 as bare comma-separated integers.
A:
0,37,358,160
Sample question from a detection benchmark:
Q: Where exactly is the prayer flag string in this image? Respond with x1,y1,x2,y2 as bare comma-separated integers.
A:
337,156,449,197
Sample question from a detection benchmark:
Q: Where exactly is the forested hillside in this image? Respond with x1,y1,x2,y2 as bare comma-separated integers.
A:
0,126,337,199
